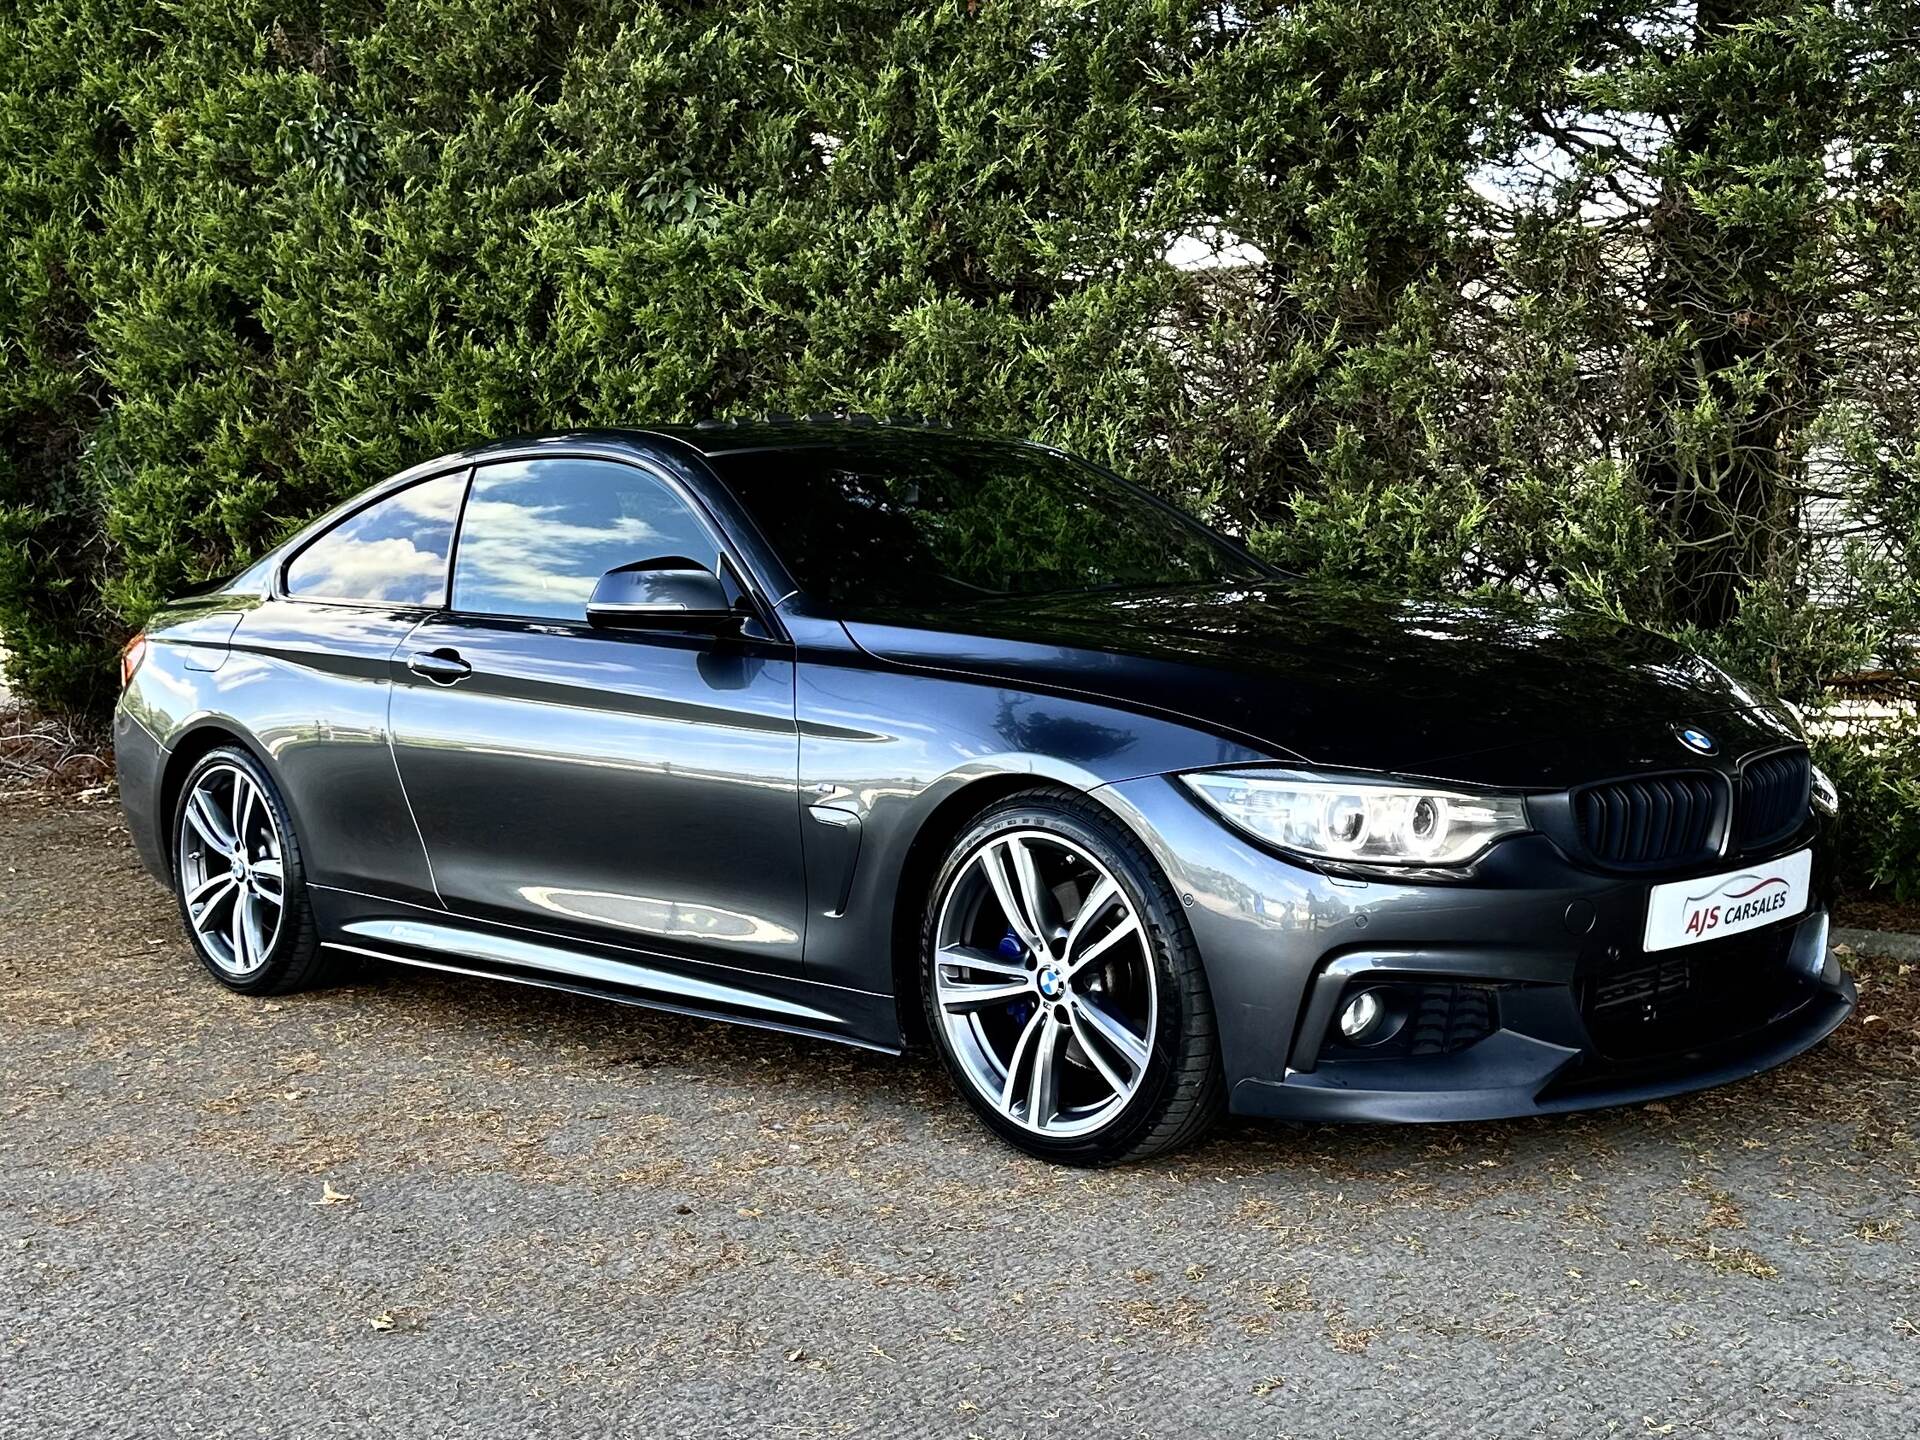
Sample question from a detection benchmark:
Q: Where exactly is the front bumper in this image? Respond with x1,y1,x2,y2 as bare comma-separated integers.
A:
1097,775,1856,1124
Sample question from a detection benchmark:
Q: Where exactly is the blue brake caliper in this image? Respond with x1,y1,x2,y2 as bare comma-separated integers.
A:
998,928,1033,1025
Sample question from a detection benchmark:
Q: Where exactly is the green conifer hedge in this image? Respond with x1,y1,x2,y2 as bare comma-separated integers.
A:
3,2,1915,889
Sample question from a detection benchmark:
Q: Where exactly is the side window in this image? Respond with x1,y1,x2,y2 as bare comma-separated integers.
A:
284,470,468,606
451,458,718,622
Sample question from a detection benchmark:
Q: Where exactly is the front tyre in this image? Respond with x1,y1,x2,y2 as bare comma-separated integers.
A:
921,789,1224,1165
171,745,331,994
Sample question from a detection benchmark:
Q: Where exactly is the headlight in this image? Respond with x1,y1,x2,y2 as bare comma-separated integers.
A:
1182,770,1530,866
1811,763,1839,817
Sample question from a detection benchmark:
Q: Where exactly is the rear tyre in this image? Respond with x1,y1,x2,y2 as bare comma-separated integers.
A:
921,788,1224,1165
171,745,333,994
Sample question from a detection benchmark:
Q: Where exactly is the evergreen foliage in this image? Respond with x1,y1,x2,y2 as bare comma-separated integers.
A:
2,2,1914,886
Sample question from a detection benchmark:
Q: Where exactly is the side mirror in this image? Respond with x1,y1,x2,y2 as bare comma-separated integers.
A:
586,557,739,632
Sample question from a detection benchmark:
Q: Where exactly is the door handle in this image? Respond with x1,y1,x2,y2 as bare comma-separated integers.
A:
408,648,472,685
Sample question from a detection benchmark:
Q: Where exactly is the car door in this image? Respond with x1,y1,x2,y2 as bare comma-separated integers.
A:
233,466,471,907
387,454,807,974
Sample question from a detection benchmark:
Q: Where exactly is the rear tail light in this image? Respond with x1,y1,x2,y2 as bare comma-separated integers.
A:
119,632,148,690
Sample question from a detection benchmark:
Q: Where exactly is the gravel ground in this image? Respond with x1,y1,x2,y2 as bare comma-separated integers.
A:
3,795,1916,1438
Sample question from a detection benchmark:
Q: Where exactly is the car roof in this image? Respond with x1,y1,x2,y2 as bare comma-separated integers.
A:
369,423,1051,494
467,420,1039,462
648,420,1019,451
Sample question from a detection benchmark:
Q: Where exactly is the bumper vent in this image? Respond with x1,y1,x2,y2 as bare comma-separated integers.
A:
1588,955,1692,1017
1738,749,1811,852
1581,925,1801,1060
1573,772,1723,869
1404,983,1497,1056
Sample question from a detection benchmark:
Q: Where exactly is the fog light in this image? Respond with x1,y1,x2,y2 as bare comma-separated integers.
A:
1339,989,1384,1042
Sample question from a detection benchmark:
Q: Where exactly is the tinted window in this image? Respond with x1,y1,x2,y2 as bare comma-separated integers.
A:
713,437,1262,610
452,458,717,622
284,470,467,606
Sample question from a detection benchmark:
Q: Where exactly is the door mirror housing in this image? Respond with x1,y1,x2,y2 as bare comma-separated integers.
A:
586,557,739,632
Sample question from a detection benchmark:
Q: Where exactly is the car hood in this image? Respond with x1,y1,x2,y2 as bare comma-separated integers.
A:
839,581,1798,787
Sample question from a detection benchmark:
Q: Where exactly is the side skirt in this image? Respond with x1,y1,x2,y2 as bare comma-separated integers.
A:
309,893,903,1056
324,942,901,1055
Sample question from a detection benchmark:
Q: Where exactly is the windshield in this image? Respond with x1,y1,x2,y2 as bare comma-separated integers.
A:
711,436,1264,610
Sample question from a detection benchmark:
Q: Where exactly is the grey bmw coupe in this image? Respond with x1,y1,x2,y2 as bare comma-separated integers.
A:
114,422,1853,1164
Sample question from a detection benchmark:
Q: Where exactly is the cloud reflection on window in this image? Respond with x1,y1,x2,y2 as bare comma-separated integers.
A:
284,471,465,606
452,459,716,622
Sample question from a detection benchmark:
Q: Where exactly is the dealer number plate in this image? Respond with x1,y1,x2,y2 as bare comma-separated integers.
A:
1643,848,1812,953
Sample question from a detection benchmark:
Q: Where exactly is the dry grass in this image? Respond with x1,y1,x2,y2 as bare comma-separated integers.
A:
1835,890,1920,935
0,704,112,795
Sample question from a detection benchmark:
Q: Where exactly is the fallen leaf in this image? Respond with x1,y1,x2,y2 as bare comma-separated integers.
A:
314,1180,353,1207
369,1312,395,1331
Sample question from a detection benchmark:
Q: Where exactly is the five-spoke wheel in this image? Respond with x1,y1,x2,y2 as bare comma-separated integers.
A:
923,791,1223,1164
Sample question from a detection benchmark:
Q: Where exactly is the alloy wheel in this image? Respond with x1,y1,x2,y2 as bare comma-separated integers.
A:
177,763,286,977
933,830,1158,1137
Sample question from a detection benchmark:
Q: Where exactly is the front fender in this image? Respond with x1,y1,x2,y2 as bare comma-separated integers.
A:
793,655,1272,1006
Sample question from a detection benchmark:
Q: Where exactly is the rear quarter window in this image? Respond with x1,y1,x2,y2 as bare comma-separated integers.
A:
283,471,468,606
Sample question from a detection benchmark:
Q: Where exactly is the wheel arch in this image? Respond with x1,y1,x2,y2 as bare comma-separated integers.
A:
155,721,293,877
886,771,1157,1048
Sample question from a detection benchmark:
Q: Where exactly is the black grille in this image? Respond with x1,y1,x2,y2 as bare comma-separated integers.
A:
1588,954,1693,1017
1573,772,1723,869
1738,749,1811,852
1579,925,1801,1060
